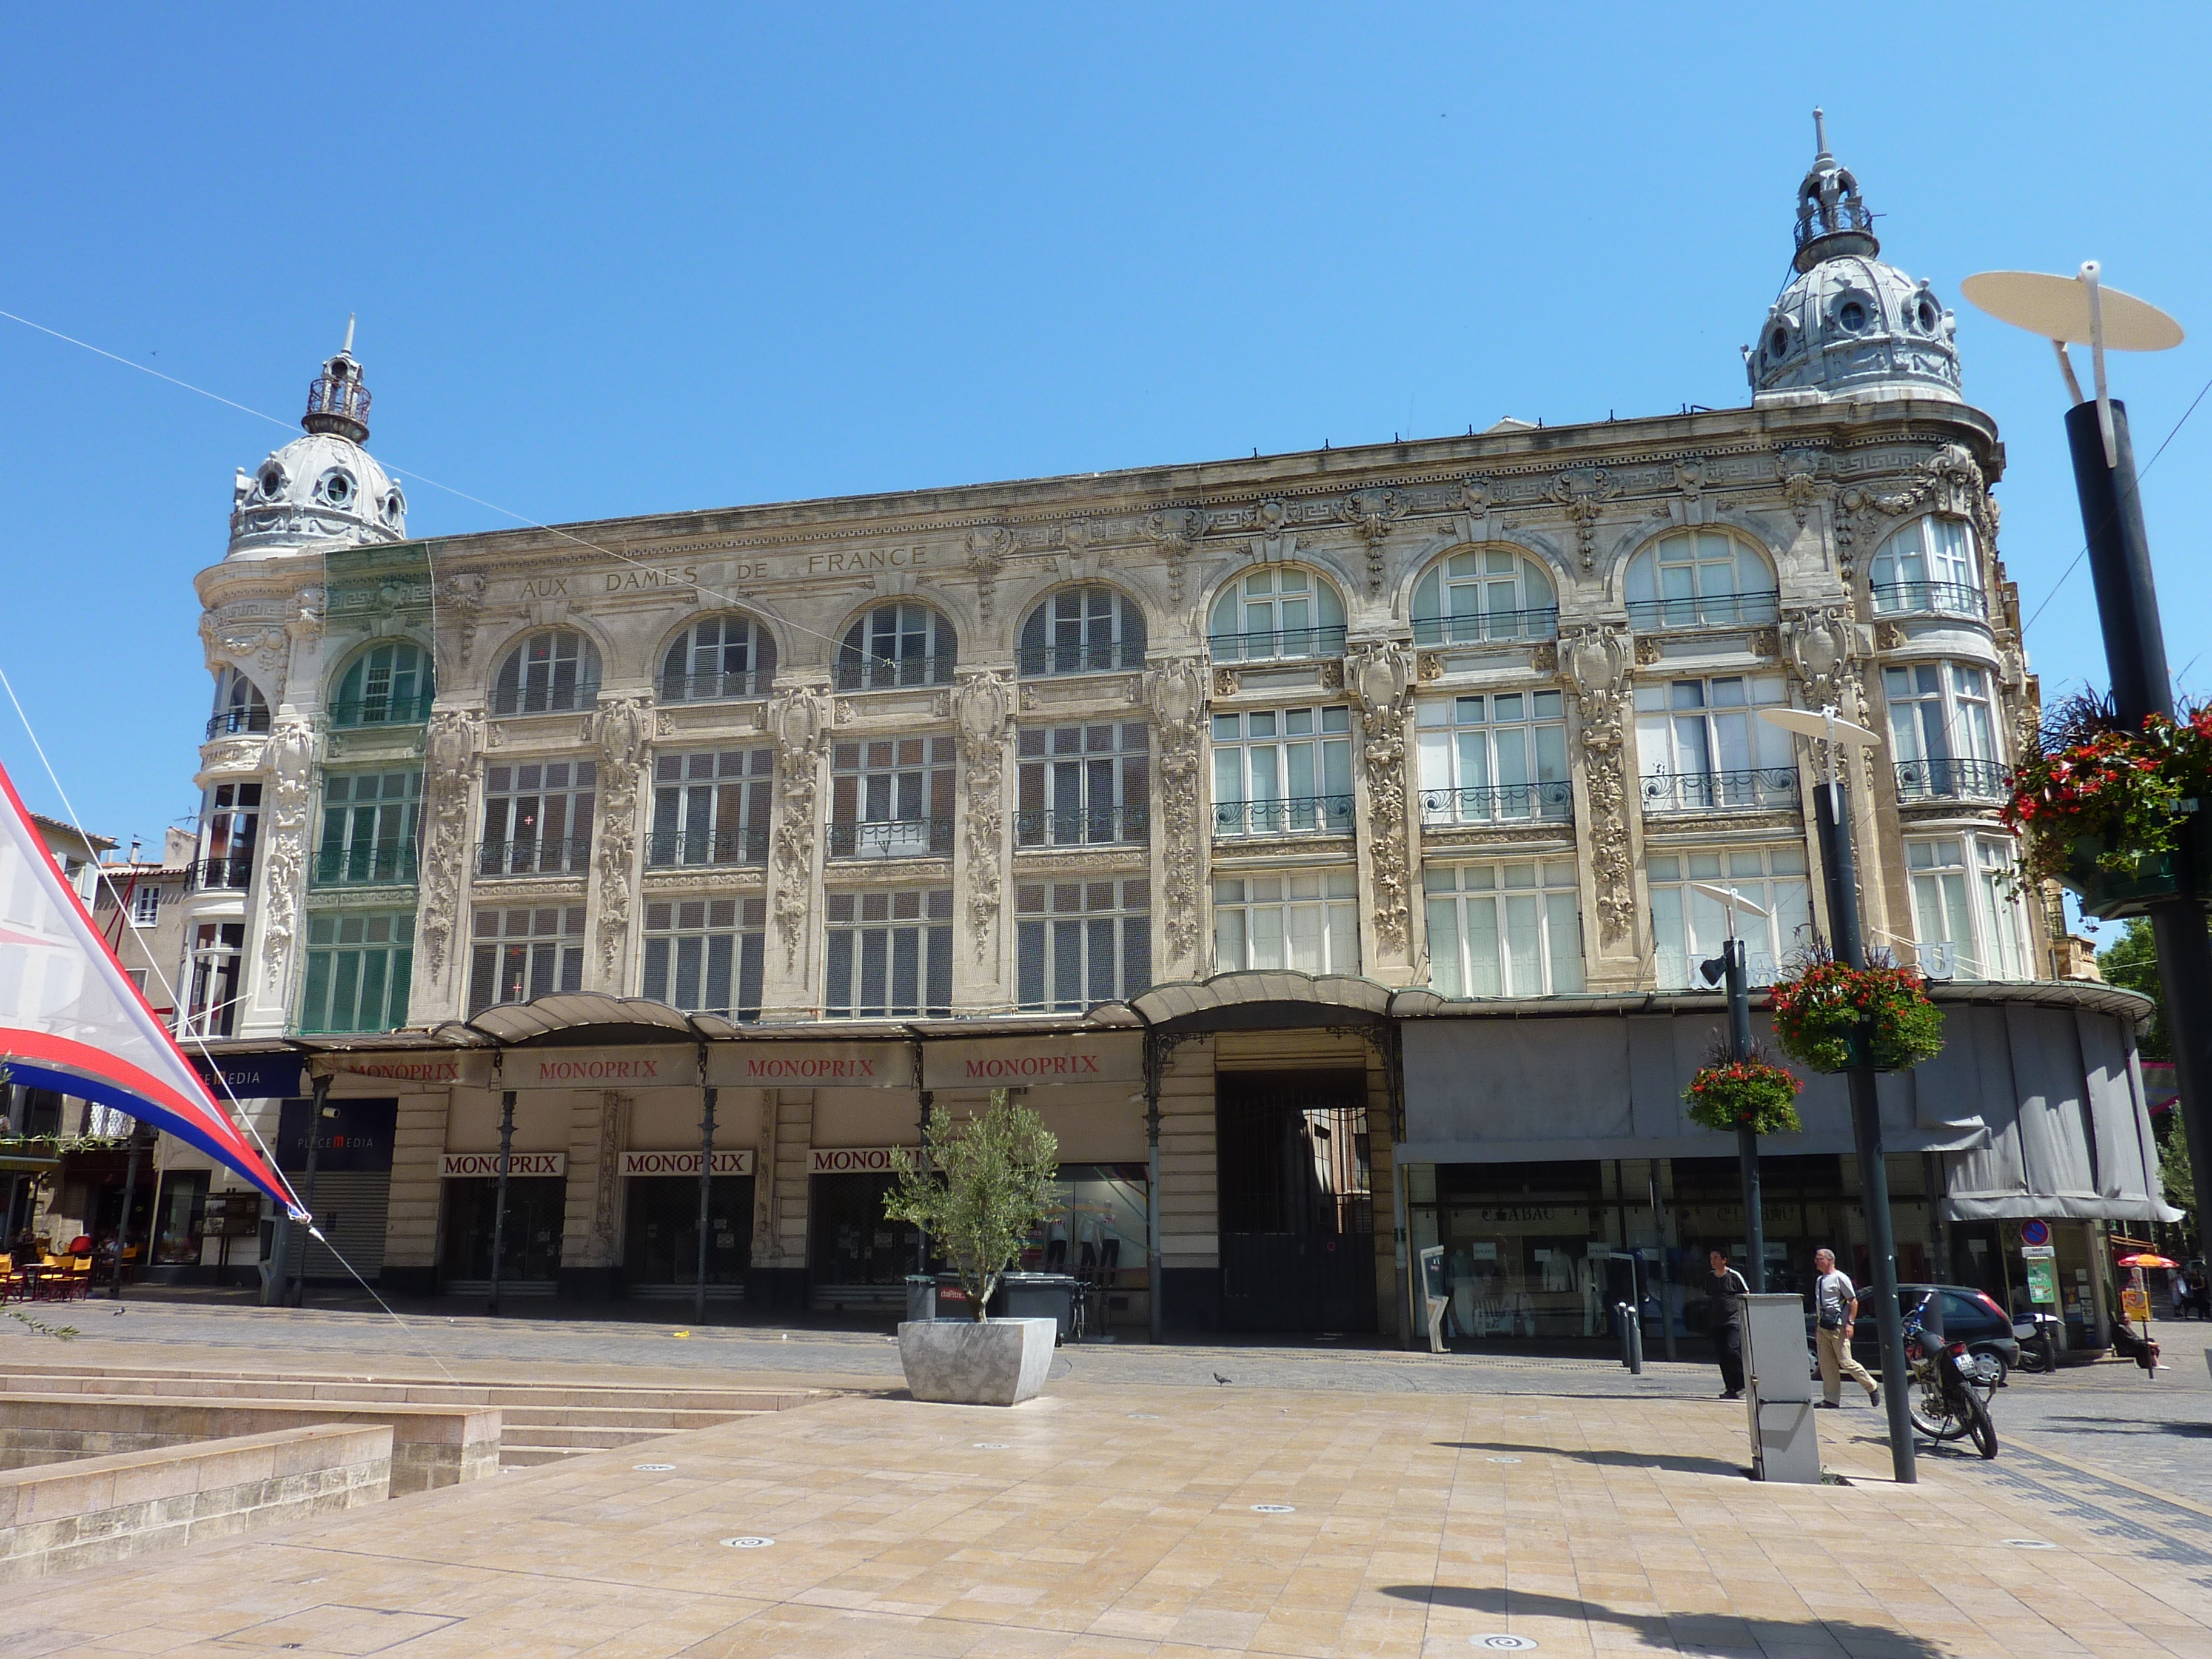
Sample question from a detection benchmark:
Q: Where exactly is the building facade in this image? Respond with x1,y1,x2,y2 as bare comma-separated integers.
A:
155,136,2173,1347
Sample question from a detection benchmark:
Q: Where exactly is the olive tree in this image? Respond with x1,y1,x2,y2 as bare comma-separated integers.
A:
883,1090,1058,1323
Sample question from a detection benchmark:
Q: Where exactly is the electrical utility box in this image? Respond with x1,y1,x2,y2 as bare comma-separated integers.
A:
1740,1292,1820,1484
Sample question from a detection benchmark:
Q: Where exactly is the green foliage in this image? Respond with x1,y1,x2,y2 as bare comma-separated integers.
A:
1683,1053,1804,1135
1769,956,1946,1073
2160,1124,2197,1233
2097,917,2174,1061
4,1308,78,1341
882,1090,1059,1324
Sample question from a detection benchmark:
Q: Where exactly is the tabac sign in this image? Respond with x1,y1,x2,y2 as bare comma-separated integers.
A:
920,1033,1142,1091
705,1042,911,1090
502,1048,702,1091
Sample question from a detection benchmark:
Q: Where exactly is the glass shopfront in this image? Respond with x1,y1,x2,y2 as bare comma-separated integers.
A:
152,1170,209,1266
1021,1163,1150,1327
441,1176,566,1285
809,1171,931,1302
623,1175,753,1293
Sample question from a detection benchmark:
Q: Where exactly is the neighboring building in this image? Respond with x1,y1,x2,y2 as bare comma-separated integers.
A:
92,826,198,1023
160,133,2172,1347
30,813,113,906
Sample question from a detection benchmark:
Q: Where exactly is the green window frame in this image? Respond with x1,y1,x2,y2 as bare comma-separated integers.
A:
300,911,415,1034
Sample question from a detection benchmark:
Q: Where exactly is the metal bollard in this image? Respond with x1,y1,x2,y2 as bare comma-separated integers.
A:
1616,1302,1635,1370
1627,1307,1645,1375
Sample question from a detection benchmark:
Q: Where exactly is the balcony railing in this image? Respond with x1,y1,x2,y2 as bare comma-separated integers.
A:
1624,590,1781,632
1213,794,1356,837
1016,641,1147,677
1894,757,2010,802
1207,625,1348,664
1014,805,1150,848
205,706,272,739
184,855,255,891
491,683,601,718
827,817,954,859
834,655,956,691
329,692,436,729
476,837,594,877
311,846,418,886
659,670,769,703
1419,780,1574,826
1871,581,1987,621
646,827,769,867
1640,766,1800,814
1410,608,1561,648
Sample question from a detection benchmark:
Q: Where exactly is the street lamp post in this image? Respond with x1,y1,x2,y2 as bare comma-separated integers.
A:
1694,883,1771,1293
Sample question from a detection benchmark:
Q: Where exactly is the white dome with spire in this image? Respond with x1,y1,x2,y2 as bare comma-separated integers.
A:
227,321,407,558
1746,113,1962,406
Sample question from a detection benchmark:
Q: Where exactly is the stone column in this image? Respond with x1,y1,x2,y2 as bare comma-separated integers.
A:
381,1089,448,1296
411,709,483,1025
1142,655,1210,984
749,1087,814,1310
588,696,653,994
761,682,833,1020
559,1090,626,1300
950,668,1014,1008
1346,639,1418,985
240,716,317,1036
1558,626,1643,990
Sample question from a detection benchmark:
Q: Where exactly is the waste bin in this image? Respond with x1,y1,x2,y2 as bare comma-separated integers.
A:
1000,1272,1079,1342
905,1274,937,1324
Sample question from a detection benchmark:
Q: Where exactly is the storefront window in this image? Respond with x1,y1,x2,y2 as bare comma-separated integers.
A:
623,1175,752,1287
153,1170,209,1265
809,1172,931,1293
1022,1164,1148,1277
440,1177,566,1283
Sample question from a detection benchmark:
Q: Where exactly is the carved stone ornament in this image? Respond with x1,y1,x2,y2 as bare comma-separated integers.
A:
1749,627,1781,660
1634,636,1662,668
1673,458,1708,500
1142,656,1210,970
1318,661,1345,691
1341,488,1407,596
1547,468,1621,573
1558,626,1635,944
1874,620,1907,652
1782,607,1857,710
1143,507,1205,607
1416,651,1443,683
592,1092,630,1259
1451,477,1494,541
590,695,654,977
256,717,318,986
1213,668,1241,699
200,612,292,705
444,570,489,671
418,709,483,980
1837,443,1990,581
1778,447,1826,528
951,669,1013,965
767,683,833,970
966,527,1014,624
1346,641,1418,953
1250,497,1296,561
1530,642,1560,674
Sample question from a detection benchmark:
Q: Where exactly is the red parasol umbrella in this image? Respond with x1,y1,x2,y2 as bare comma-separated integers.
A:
2116,1253,2180,1270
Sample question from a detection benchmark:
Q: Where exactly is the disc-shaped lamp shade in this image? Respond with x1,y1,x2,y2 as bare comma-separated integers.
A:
1960,272,2184,350
1689,881,1771,917
1757,706,1882,746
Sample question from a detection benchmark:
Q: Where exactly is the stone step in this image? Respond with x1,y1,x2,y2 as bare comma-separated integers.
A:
492,1404,761,1430
0,1367,813,1415
499,1445,593,1467
494,1423,703,1450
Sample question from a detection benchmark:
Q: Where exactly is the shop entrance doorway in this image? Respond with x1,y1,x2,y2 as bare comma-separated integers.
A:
623,1175,753,1298
1216,1070,1376,1332
440,1176,566,1293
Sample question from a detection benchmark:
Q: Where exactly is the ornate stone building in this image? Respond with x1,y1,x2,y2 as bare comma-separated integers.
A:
159,134,2170,1347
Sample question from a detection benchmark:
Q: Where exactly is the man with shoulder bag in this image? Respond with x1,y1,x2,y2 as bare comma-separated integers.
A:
1813,1247,1880,1409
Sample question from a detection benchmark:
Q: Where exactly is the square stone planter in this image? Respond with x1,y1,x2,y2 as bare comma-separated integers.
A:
897,1317,1056,1406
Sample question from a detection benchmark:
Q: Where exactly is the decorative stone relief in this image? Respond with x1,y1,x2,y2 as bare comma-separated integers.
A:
1547,468,1621,572
1560,626,1635,945
1634,636,1662,667
418,709,482,980
1346,641,1417,954
965,527,1014,623
1836,443,1989,581
1450,478,1493,543
1318,662,1346,692
592,1092,630,1258
1250,498,1296,561
1142,656,1209,968
1143,507,1204,607
1782,606,1857,711
1673,458,1708,500
591,695,654,977
1416,652,1443,683
768,683,833,970
200,613,293,704
1778,447,1826,528
951,669,1013,965
1213,668,1240,699
257,717,317,984
444,571,488,671
1530,642,1560,675
1341,488,1407,596
1874,620,1907,652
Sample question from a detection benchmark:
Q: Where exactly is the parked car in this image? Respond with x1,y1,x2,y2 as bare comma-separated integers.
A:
1862,1284,2020,1372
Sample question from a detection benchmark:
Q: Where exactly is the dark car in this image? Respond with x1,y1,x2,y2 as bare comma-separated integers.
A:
1858,1282,2020,1372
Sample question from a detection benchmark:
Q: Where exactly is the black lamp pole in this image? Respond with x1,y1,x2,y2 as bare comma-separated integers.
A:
1709,937,1765,1293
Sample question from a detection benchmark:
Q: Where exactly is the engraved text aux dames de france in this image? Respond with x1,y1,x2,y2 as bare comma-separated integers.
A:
515,546,931,603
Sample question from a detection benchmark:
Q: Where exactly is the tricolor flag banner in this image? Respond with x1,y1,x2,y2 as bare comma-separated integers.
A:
0,760,297,1213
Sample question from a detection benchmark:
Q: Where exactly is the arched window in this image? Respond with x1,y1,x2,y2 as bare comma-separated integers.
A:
1624,531,1778,631
837,603,954,690
660,614,778,702
207,667,271,739
1208,566,1346,663
332,641,434,728
1018,586,1147,676
492,629,602,716
1870,518,1983,620
1411,549,1558,646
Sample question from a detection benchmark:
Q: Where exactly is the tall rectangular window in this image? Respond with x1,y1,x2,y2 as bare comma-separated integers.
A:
1416,691,1570,824
824,887,953,1017
195,781,260,890
1016,877,1151,1011
184,922,244,1037
315,769,421,885
469,905,586,1013
1633,674,1795,813
1212,706,1353,836
1906,834,2028,980
641,896,765,1018
1885,662,2005,799
1016,722,1150,846
829,736,955,858
300,912,415,1033
1424,859,1583,996
649,748,773,866
131,884,161,925
479,761,597,876
1647,846,1812,988
1213,871,1359,974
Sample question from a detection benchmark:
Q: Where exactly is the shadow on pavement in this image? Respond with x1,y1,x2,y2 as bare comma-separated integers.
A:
2038,1416,2212,1439
1379,1586,1945,1655
1435,1440,1746,1478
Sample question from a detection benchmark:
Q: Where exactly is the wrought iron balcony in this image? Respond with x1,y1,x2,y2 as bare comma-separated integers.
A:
1871,581,1987,621
1014,805,1150,848
1419,780,1574,826
646,826,769,867
1207,625,1348,664
205,706,272,740
1212,794,1356,837
1623,589,1781,632
1640,767,1800,814
184,855,255,891
476,837,594,877
310,846,418,886
1410,608,1561,648
329,692,436,729
834,655,956,691
659,669,769,704
1894,757,2010,802
827,817,954,859
490,682,601,718
1016,640,1148,677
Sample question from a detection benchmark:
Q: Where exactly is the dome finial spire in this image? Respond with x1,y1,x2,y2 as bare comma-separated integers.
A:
341,312,356,356
302,326,371,444
1812,106,1828,163
1792,110,1877,273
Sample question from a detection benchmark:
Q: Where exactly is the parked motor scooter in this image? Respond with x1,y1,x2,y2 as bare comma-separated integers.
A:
2012,1310,2062,1375
1905,1290,1997,1459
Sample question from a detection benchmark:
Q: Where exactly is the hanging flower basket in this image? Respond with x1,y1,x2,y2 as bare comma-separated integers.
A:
1768,959,1945,1074
1683,1057,1803,1136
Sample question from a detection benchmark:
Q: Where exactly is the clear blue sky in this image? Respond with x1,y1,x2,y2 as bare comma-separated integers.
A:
3,5,2208,899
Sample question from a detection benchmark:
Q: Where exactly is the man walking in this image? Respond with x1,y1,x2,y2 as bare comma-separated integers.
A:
1704,1248,1751,1399
1813,1247,1880,1409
